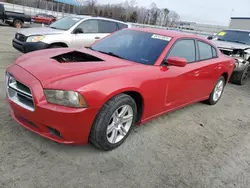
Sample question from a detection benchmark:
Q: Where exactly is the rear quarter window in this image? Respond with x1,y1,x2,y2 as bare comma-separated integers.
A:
117,23,128,29
212,47,217,57
198,41,213,60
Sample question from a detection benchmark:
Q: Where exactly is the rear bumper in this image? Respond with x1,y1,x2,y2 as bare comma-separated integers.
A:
6,65,100,145
12,38,48,53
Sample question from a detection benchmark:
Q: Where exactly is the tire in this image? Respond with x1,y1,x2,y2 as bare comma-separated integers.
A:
230,64,250,85
13,19,23,28
89,94,137,151
205,76,226,105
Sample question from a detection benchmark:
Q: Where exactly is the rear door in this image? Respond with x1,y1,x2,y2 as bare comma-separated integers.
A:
195,40,222,96
71,19,99,48
97,20,120,39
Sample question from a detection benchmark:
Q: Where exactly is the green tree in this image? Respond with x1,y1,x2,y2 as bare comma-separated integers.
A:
129,11,137,22
99,9,103,17
151,10,158,25
104,10,109,17
109,12,113,18
120,14,126,21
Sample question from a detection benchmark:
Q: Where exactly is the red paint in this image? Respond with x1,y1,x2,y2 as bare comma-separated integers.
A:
166,57,187,67
32,14,56,25
6,28,235,144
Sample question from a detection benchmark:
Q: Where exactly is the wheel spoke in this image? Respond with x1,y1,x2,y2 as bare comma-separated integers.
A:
114,110,119,119
119,126,127,136
121,115,133,123
119,105,128,117
107,122,115,134
112,129,118,143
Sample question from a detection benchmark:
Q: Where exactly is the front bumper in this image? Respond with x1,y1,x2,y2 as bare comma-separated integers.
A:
6,65,100,145
12,38,48,53
234,57,250,72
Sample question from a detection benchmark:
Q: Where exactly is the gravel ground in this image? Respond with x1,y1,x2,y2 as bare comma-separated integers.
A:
0,26,250,188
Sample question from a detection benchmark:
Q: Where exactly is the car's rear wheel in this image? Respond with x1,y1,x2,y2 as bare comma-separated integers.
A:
89,94,137,151
230,64,250,85
13,19,23,28
205,76,225,105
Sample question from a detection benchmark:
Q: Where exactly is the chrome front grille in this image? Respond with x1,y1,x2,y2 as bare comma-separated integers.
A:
6,73,35,111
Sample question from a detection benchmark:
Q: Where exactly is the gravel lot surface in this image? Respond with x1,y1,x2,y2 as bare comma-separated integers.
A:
0,25,250,188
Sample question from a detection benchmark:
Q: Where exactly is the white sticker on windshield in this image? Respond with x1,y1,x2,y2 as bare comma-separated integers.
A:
151,34,172,41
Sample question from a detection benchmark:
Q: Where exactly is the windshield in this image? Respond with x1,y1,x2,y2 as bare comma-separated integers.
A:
49,16,81,30
90,30,171,65
214,30,250,45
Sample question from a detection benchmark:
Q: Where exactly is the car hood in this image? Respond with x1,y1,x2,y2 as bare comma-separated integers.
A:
211,40,250,50
15,48,135,87
17,27,65,36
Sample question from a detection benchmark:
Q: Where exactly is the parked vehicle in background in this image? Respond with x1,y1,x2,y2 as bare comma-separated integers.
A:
32,13,56,25
0,3,31,28
12,16,130,53
6,28,235,151
208,29,250,85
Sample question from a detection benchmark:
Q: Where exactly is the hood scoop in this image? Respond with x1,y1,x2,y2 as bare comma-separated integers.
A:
51,50,104,63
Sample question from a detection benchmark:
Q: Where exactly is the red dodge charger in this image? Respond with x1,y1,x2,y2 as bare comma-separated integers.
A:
5,28,235,151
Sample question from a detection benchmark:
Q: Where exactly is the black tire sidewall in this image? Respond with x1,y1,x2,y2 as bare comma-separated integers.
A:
14,20,23,28
90,94,137,150
240,65,250,85
209,76,225,105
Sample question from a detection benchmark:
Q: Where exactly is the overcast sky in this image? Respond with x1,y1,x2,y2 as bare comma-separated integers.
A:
100,0,250,26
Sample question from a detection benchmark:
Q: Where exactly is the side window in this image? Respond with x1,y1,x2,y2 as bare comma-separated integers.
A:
167,39,196,63
117,23,128,29
98,20,118,33
212,47,217,57
76,20,99,33
198,41,213,60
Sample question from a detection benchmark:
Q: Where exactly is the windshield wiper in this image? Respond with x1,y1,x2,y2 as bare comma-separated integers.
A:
49,26,58,29
97,51,125,59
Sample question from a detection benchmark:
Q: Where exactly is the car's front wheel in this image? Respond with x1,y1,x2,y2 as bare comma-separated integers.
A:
89,94,137,151
206,76,226,105
230,64,250,85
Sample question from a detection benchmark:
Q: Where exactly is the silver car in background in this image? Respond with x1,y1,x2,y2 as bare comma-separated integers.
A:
12,16,131,53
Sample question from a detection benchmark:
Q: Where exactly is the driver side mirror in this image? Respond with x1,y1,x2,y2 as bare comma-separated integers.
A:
165,57,187,67
207,35,213,40
74,28,84,34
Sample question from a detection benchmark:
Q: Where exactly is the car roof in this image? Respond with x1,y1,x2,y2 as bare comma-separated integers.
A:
71,15,129,25
129,27,206,40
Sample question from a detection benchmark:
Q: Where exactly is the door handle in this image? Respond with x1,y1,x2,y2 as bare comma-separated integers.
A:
95,36,100,39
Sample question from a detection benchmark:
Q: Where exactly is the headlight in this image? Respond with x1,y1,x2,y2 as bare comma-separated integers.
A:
44,90,87,108
26,35,45,42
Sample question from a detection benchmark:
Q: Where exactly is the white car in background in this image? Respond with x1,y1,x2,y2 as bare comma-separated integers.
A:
12,16,131,53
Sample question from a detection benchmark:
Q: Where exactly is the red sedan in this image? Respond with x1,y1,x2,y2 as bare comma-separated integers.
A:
5,28,235,151
32,13,56,25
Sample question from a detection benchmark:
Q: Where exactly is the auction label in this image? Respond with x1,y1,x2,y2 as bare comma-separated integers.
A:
151,34,172,41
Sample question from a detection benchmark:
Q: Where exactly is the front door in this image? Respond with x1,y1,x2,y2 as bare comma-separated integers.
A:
164,39,205,108
71,19,101,48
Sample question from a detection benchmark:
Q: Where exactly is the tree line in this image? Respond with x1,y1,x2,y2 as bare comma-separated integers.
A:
5,0,180,27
